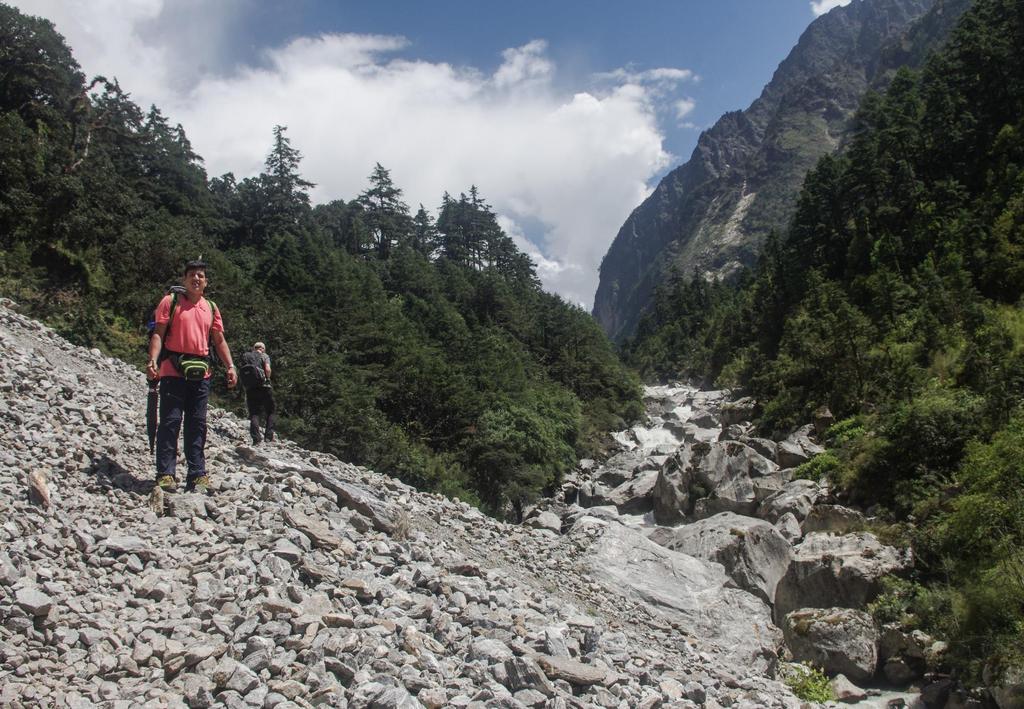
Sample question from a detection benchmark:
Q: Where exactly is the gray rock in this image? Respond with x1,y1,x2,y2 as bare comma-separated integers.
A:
757,479,823,524
739,437,778,463
536,655,607,686
503,656,555,696
470,638,513,664
776,440,810,469
167,494,208,519
648,512,792,604
720,398,756,426
282,506,346,551
606,470,659,515
774,531,912,621
574,519,781,673
830,673,867,702
0,552,22,585
651,449,694,525
774,512,803,544
801,504,866,535
15,587,53,617
692,441,779,518
525,510,561,533
99,534,155,560
783,607,879,683
293,466,402,534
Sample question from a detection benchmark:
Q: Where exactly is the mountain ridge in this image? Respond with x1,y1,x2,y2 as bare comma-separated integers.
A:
593,0,967,342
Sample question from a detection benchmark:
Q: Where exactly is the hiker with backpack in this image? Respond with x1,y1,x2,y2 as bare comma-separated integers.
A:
146,260,237,493
240,341,275,444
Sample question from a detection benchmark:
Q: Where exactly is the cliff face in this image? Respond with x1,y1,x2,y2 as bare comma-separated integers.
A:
593,0,966,342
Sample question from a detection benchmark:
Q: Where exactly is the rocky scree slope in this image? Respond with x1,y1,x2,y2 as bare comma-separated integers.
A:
0,299,804,709
592,0,968,341
531,385,971,706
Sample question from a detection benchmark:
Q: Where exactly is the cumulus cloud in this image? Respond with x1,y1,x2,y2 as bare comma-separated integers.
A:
810,0,852,16
492,39,553,90
674,97,696,122
11,0,687,309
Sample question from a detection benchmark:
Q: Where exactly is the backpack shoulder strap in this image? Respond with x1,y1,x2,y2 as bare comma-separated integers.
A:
165,292,179,337
207,299,218,328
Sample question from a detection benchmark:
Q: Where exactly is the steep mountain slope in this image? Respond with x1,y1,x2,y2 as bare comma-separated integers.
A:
0,300,803,707
593,0,967,341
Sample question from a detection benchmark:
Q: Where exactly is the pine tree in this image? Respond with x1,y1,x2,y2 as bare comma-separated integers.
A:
263,125,315,231
411,204,439,257
357,163,412,259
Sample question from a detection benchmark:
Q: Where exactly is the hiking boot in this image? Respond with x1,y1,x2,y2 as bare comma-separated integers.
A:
156,475,177,492
186,475,210,495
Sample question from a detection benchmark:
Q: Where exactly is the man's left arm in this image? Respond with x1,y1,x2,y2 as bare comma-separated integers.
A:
212,330,237,388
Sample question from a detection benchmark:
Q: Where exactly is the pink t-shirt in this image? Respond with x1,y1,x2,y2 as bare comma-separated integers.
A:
155,294,224,378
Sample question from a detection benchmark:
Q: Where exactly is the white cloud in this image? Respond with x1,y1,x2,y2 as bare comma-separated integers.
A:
810,0,852,16
492,39,553,90
674,97,696,122
598,66,696,85
11,0,683,310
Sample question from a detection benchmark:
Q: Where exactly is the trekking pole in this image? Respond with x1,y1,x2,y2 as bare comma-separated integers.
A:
147,379,159,453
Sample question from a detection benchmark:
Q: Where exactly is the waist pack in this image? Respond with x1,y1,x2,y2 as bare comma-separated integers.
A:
172,354,211,381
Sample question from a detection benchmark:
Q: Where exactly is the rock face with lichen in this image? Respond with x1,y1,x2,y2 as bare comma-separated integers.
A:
593,0,968,341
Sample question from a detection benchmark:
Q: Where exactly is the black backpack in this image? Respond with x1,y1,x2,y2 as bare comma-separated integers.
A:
239,350,267,390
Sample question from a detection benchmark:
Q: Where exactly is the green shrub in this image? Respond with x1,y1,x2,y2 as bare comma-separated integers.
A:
867,576,920,626
851,385,984,513
824,415,866,446
793,451,840,482
781,663,834,703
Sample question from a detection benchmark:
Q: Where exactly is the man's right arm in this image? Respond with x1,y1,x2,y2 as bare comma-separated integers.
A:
147,322,168,380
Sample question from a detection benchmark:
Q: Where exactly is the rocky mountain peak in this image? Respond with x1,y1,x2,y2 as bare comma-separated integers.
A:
593,0,963,342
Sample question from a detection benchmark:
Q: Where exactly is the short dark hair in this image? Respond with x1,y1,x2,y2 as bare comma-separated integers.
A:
184,259,208,275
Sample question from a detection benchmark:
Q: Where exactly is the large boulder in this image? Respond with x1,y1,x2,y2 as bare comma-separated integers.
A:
647,512,792,604
652,441,779,523
739,436,779,463
573,518,782,674
652,448,696,525
801,505,867,535
783,607,879,683
578,481,615,508
563,504,621,528
720,397,757,426
774,532,912,622
681,422,721,444
757,479,824,523
751,471,793,504
606,470,659,515
594,448,668,487
777,425,826,468
689,408,720,429
693,441,779,519
293,465,401,534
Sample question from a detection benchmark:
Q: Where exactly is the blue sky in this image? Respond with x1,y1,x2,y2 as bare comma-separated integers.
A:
142,0,826,168
15,0,849,307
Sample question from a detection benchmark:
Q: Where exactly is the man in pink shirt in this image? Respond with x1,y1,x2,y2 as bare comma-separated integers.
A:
146,260,237,493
